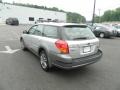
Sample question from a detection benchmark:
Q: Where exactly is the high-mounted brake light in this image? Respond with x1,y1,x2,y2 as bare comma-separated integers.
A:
55,40,69,54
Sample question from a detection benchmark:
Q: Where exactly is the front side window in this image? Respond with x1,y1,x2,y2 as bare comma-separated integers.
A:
63,25,95,40
34,25,43,36
43,26,58,39
28,26,37,34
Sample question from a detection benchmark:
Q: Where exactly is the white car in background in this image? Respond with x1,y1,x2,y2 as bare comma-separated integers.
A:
114,24,120,37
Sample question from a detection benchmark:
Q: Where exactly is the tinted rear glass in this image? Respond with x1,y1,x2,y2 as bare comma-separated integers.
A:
63,26,95,40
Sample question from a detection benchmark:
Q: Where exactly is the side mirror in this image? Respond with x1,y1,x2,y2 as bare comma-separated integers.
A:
23,30,28,34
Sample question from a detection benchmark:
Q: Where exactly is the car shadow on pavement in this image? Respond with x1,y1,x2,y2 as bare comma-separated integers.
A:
48,65,98,78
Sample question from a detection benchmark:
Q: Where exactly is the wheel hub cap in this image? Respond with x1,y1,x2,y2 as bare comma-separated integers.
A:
40,54,47,69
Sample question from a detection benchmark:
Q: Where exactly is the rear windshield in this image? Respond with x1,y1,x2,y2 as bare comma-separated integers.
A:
63,26,96,40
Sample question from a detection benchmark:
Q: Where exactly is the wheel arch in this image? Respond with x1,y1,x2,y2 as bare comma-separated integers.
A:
38,47,46,55
38,46,52,68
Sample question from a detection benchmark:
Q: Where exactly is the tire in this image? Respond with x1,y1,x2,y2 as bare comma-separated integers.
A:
39,51,50,71
20,39,27,51
99,33,105,38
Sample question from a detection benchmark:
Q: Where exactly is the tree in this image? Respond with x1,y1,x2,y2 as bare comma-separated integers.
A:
51,7,59,11
67,12,86,23
100,7,120,22
101,10,113,21
94,16,101,23
115,8,120,21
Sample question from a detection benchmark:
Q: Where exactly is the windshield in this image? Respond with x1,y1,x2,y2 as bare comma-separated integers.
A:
63,26,96,40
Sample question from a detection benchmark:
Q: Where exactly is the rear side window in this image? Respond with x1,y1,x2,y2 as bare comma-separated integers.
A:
43,26,58,39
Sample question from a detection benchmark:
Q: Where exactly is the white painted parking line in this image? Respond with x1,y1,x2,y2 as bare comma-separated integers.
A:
0,46,21,54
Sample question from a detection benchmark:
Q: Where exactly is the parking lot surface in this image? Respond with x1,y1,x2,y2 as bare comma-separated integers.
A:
0,25,120,90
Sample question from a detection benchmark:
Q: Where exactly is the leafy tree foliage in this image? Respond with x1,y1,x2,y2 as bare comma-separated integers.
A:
97,7,120,22
67,12,86,23
94,15,101,23
94,7,120,23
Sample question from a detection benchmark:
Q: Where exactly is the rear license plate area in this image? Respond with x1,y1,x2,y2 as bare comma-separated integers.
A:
83,46,91,53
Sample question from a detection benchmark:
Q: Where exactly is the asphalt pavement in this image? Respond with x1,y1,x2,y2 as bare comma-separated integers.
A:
0,25,120,90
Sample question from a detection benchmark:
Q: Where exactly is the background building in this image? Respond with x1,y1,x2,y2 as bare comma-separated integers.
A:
0,3,66,24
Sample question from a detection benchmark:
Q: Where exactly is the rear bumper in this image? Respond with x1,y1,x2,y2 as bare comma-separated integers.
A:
52,49,103,69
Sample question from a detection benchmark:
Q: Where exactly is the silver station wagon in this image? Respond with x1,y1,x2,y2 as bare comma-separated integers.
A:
20,23,102,71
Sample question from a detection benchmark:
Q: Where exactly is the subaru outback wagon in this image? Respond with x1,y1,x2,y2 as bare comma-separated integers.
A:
20,23,102,71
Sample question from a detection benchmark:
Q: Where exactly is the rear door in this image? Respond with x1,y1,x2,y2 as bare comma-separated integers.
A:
40,25,60,54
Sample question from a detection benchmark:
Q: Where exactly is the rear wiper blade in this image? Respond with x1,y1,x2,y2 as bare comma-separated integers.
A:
73,37,88,40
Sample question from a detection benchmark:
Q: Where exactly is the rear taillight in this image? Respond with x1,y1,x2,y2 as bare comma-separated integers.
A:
55,40,69,54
